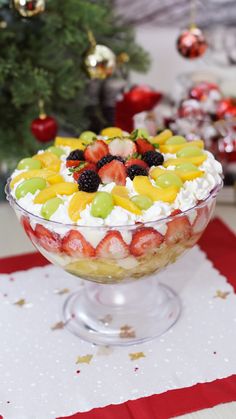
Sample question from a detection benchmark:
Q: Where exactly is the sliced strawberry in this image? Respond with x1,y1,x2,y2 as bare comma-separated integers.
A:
35,224,62,253
165,215,191,245
130,227,164,257
96,231,129,259
108,138,137,159
192,205,209,235
21,216,36,240
84,140,109,163
62,230,95,257
66,160,84,168
125,158,148,169
72,163,97,182
136,138,154,155
98,160,126,186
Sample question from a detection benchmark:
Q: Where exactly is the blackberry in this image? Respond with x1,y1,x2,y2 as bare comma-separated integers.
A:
143,151,164,167
97,154,124,169
127,165,148,180
77,170,101,192
66,149,84,161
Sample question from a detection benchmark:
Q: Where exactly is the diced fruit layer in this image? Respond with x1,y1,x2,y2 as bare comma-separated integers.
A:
98,159,126,186
112,194,141,215
62,230,95,257
84,140,109,163
165,215,191,245
133,176,178,202
34,182,77,204
66,258,124,280
69,191,95,221
130,227,164,256
35,224,62,253
108,138,137,158
96,231,129,259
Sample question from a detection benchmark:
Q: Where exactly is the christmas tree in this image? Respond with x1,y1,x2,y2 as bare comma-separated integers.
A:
0,0,149,164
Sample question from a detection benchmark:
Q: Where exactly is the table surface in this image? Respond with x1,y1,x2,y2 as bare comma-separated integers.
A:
0,201,236,419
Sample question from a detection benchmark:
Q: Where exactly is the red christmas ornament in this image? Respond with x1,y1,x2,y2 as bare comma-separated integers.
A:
177,27,208,59
189,82,220,101
216,98,236,119
115,85,162,132
31,101,58,143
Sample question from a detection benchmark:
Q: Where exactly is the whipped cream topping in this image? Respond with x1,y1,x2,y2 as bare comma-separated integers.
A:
10,148,222,228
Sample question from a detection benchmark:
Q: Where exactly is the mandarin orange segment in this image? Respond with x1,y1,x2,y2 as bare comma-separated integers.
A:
111,185,129,198
164,155,207,168
32,152,60,168
68,191,95,221
10,169,56,188
160,140,204,154
133,176,178,203
112,194,141,215
54,137,85,150
34,182,77,204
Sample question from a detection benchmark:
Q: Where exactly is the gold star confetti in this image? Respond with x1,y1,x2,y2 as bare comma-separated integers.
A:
76,354,93,364
54,288,70,295
99,314,112,325
214,290,230,300
96,346,113,356
119,324,136,339
14,298,26,307
51,321,65,330
129,352,145,361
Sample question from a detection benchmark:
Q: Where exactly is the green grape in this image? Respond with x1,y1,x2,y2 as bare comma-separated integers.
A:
47,146,65,157
91,192,114,219
131,195,153,210
177,146,203,158
136,128,149,138
41,197,63,220
17,158,42,170
80,131,96,143
15,178,47,199
166,135,187,145
155,172,183,189
176,162,200,172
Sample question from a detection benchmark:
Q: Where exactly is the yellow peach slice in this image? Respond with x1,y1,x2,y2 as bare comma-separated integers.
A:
149,167,166,180
32,152,60,168
10,169,56,188
175,170,204,181
111,185,129,198
160,140,204,154
100,127,123,137
47,174,64,185
133,176,178,203
54,137,85,150
34,182,77,204
164,155,207,168
149,129,173,145
68,191,95,221
112,194,141,215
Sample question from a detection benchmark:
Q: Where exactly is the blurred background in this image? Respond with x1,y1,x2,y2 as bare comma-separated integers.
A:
0,0,235,255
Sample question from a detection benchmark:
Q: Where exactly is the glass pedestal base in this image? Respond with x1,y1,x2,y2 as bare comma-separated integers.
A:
62,277,181,346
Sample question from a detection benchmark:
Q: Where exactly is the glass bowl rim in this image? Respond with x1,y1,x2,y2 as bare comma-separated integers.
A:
5,177,223,231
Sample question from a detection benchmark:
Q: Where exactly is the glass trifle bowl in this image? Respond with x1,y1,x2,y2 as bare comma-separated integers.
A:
6,180,221,346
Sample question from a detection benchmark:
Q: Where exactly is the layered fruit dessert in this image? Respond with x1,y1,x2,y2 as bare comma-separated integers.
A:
8,127,222,283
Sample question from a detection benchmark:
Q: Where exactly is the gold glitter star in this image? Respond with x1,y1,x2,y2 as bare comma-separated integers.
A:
51,321,65,330
14,298,26,307
54,288,70,295
119,324,136,338
214,290,230,300
76,354,93,364
129,352,145,361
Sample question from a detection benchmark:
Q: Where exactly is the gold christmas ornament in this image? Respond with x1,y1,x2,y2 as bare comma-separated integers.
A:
85,30,116,80
13,0,45,17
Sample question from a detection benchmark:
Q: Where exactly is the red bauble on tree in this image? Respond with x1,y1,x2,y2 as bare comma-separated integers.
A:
31,101,58,143
115,85,162,132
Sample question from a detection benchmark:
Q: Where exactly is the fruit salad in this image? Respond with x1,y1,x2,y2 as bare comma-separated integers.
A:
8,127,222,283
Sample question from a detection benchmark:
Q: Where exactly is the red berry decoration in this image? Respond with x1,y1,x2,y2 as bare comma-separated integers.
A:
177,27,208,59
31,100,58,143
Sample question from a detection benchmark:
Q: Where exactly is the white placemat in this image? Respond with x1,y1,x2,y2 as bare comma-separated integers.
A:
0,246,236,419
